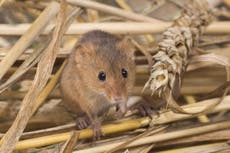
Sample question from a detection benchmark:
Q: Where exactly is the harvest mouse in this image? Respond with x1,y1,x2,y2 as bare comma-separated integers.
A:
60,30,136,139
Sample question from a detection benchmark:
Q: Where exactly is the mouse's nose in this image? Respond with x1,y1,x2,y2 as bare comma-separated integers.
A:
109,85,127,103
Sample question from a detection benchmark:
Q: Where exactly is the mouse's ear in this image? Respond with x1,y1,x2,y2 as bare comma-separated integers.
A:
73,43,94,64
118,38,136,60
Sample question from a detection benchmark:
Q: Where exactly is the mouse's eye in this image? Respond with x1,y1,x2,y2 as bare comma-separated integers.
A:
121,68,128,78
98,71,106,81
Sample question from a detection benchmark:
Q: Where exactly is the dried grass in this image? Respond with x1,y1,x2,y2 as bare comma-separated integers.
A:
0,0,229,153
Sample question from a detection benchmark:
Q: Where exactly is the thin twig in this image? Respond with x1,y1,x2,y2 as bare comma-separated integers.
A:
67,0,163,23
0,22,230,35
105,126,167,153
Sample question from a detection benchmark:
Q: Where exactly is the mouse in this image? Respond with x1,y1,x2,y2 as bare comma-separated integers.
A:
60,30,136,139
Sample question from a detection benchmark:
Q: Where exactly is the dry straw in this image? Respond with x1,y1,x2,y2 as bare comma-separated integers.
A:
0,1,62,153
0,0,229,152
3,96,230,150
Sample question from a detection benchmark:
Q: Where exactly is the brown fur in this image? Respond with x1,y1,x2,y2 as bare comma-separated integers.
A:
60,30,135,138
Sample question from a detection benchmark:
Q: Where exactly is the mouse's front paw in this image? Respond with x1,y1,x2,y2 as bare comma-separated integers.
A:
132,102,158,118
76,115,90,129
